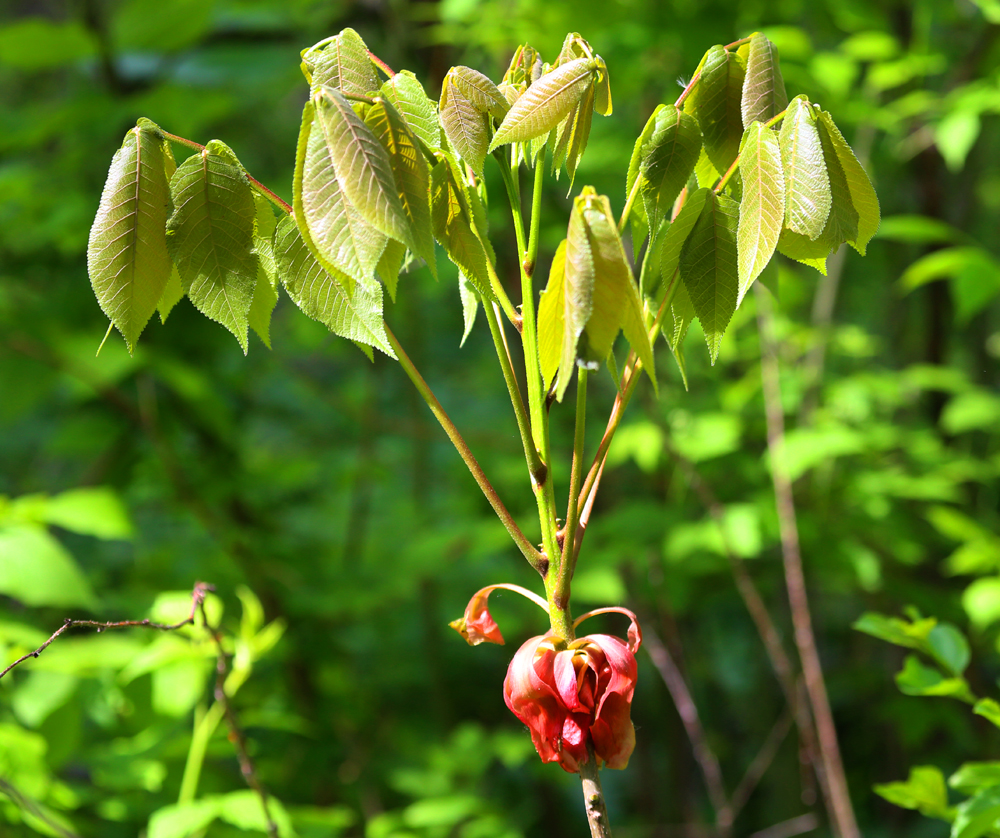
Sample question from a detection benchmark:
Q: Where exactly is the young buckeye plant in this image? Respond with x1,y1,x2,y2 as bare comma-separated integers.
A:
87,28,878,837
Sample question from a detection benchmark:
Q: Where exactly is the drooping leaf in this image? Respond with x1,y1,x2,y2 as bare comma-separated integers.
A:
273,214,393,357
429,155,494,301
365,99,437,278
776,226,830,274
538,239,568,388
817,110,880,254
300,28,378,96
377,238,407,301
489,57,597,150
166,140,258,353
737,121,785,303
450,66,510,119
88,120,175,353
779,95,831,240
381,71,443,152
157,265,185,324
638,104,702,232
685,45,746,174
551,82,594,189
458,272,479,346
694,145,721,189
439,74,491,177
295,101,386,291
658,187,710,302
624,108,658,248
741,33,788,127
668,277,696,390
313,85,415,250
593,55,612,116
678,190,739,362
248,193,278,348
557,192,595,402
815,114,860,245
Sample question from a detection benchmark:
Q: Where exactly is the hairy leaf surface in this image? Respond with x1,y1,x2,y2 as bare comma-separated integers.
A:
779,96,831,240
274,214,393,356
450,66,510,119
737,122,784,303
301,28,378,96
489,57,596,149
638,105,702,232
313,86,414,250
166,141,258,353
686,45,746,174
679,191,739,362
741,33,788,127
818,110,880,254
381,71,443,152
439,75,491,177
88,120,175,353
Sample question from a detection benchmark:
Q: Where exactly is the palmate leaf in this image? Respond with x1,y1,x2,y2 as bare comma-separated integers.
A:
779,95,831,240
313,85,415,251
637,105,702,232
818,110,880,254
273,214,393,357
88,119,175,353
439,73,491,177
737,121,785,303
166,140,258,354
686,45,746,174
295,101,386,291
429,154,494,301
364,99,437,278
741,32,788,127
538,239,568,388
489,57,597,150
249,193,278,348
300,28,378,96
679,191,739,363
381,71,443,152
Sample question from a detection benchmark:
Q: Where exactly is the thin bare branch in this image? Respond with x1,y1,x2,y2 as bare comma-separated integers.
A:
730,708,795,817
749,813,820,838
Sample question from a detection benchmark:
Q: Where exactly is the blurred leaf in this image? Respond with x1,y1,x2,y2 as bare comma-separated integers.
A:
112,0,214,52
895,655,974,702
973,699,1000,731
403,795,482,828
952,762,1000,793
873,765,951,820
0,525,96,609
853,611,937,649
219,791,296,836
963,578,1000,630
11,670,78,728
927,623,971,676
952,786,1000,838
152,659,210,717
0,18,95,70
41,487,132,540
942,391,1000,435
877,215,961,244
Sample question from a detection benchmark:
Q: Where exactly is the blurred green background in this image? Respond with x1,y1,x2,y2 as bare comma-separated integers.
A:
1,0,999,837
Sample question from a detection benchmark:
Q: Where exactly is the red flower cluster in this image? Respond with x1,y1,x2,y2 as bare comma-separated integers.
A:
450,585,641,773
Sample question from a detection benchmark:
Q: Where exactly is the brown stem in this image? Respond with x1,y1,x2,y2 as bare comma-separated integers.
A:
730,708,795,817
642,626,732,833
755,286,859,838
579,740,613,838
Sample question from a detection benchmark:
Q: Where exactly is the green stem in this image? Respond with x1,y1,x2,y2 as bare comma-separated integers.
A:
555,368,588,600
178,701,225,803
485,257,522,330
385,323,545,573
483,301,544,482
618,175,643,235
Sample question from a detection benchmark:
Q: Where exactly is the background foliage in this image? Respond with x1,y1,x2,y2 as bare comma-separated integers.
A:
1,0,998,837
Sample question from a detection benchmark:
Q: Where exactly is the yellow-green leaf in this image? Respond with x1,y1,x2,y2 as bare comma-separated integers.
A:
686,45,746,174
737,121,785,303
439,73,491,177
381,71,443,153
450,65,509,119
817,110,880,254
741,33,788,127
300,28,378,95
538,239,568,388
637,105,702,232
779,95,831,240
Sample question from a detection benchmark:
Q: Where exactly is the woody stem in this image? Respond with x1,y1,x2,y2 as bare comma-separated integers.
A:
580,738,613,838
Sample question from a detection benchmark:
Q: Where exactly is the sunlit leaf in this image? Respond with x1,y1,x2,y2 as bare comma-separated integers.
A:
817,110,880,254
300,28,378,96
679,191,739,362
295,102,386,291
381,71,443,153
779,95,831,240
741,33,788,127
313,85,415,250
157,265,185,324
552,83,594,189
439,74,491,177
450,66,509,119
668,278,696,389
365,99,437,278
429,155,494,301
458,272,479,346
166,140,258,354
273,214,393,357
686,45,746,174
248,194,279,348
658,187,710,302
42,486,132,539
737,121,785,303
873,766,951,821
637,105,702,232
558,192,595,402
0,525,97,609
489,57,597,150
624,108,658,248
593,56,612,116
88,120,175,353
377,238,407,301
538,239,567,387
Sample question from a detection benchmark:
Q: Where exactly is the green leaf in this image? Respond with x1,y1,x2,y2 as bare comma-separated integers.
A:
551,82,595,190
686,45,746,174
450,66,509,119
927,623,971,676
874,766,952,821
88,121,175,353
249,194,278,348
273,214,394,357
42,487,132,540
853,611,937,649
973,699,1000,731
952,786,1000,838
300,28,378,95
679,191,739,362
877,214,961,244
458,272,479,346
313,85,415,250
694,145,721,189
637,105,702,233
659,187,710,301
439,73,491,177
429,155,494,301
166,141,258,354
895,654,975,703
593,55,612,116
295,102,386,291
148,798,223,838
558,192,596,402
741,33,788,127
951,762,1000,793
625,108,658,248
157,265,185,324
377,238,408,302
538,239,568,388
382,71,443,153
817,111,879,254
779,96,831,240
365,99,437,278
0,18,95,70
737,121,785,303
489,57,597,150
0,525,97,608
668,279,696,389
815,114,860,245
